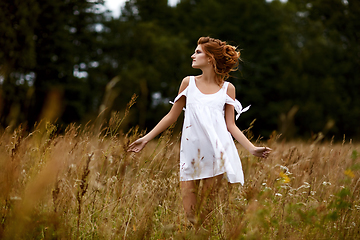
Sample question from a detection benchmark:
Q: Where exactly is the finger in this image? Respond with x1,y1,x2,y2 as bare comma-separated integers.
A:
129,140,141,149
128,145,137,152
128,148,137,153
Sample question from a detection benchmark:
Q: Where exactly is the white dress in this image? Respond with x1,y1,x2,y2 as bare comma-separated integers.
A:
172,76,250,184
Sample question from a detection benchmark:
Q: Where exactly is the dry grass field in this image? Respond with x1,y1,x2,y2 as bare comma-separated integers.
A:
0,111,359,239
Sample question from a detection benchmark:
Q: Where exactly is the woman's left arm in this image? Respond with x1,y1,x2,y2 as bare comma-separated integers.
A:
225,83,271,158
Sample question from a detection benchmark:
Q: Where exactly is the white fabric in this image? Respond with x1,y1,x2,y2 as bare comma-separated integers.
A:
172,76,250,184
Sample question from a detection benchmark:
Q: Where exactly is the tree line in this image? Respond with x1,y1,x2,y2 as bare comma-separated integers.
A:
0,0,359,140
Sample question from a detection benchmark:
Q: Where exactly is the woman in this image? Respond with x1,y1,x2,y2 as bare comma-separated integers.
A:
128,36,271,225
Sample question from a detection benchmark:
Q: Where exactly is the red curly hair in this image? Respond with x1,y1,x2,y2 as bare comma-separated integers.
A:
197,36,241,85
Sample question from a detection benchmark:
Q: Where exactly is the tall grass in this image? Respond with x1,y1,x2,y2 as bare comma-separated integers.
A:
0,108,359,239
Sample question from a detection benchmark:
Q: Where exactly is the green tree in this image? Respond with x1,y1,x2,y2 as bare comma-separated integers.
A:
30,0,105,125
0,0,105,128
2,0,359,139
97,0,190,130
279,0,360,138
0,0,40,127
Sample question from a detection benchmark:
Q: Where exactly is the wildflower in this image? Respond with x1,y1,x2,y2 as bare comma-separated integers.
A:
277,165,289,173
10,196,22,201
297,182,310,191
275,164,292,175
275,193,282,197
344,169,355,178
322,181,331,186
109,176,118,182
279,171,290,183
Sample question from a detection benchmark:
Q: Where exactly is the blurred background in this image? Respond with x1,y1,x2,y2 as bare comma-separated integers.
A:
0,0,359,141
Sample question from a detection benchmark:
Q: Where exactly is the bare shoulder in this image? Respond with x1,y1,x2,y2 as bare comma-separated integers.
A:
182,76,190,86
227,82,236,91
226,82,236,99
178,76,190,93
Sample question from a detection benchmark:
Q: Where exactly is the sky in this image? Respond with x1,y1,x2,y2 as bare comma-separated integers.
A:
105,0,180,18
104,0,287,18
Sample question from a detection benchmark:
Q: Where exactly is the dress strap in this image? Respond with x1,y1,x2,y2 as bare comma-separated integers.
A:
189,76,196,88
223,81,230,91
223,81,250,120
169,77,192,111
225,95,250,120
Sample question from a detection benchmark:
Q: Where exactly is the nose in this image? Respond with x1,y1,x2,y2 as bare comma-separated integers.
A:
191,53,195,59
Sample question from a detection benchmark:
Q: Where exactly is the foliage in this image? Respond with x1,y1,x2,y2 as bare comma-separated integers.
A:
1,0,359,139
0,0,105,128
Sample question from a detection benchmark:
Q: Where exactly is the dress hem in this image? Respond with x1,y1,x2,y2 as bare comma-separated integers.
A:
179,172,225,182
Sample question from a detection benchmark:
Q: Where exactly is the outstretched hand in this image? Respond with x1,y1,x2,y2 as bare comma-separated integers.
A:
127,137,148,153
250,146,272,158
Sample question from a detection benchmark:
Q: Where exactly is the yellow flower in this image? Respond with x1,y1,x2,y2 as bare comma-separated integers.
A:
279,171,290,183
344,169,355,178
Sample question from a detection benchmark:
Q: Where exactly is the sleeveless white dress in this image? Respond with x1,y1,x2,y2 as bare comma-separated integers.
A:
172,76,250,184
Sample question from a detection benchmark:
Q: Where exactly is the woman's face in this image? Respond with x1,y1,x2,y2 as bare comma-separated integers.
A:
191,45,209,69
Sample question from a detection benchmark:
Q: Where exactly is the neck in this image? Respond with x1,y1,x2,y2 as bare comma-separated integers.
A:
200,65,217,83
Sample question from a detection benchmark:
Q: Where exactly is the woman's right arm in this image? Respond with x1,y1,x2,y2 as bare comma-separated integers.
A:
127,77,190,152
225,83,272,158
